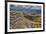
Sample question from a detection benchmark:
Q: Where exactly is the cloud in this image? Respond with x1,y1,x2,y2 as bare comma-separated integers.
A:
10,4,41,12
31,6,41,9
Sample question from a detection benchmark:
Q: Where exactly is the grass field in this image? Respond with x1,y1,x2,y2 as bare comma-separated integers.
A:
10,11,41,29
31,16,41,28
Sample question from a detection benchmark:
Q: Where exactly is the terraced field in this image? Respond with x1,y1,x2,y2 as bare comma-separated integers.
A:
10,11,41,29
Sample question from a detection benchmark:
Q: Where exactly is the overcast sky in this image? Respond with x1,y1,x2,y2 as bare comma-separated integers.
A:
10,5,41,10
10,5,41,14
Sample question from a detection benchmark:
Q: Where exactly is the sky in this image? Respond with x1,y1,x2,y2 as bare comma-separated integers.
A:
10,4,41,14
